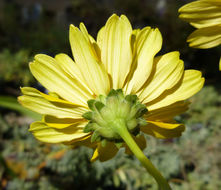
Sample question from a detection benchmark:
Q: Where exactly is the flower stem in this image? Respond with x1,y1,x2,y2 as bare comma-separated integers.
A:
112,119,172,190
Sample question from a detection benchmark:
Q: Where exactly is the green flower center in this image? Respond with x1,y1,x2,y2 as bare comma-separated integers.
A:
82,89,148,144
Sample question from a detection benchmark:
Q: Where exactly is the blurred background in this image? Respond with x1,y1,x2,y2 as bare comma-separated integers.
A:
0,0,220,189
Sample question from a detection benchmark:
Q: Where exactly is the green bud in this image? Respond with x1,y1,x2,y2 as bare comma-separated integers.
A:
82,89,148,142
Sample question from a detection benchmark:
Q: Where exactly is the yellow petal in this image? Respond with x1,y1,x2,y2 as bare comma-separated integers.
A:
189,17,221,29
79,22,101,61
219,56,221,70
99,14,133,89
69,24,110,95
139,52,184,103
55,53,94,96
140,121,185,139
179,4,221,24
180,10,221,20
145,101,190,122
124,27,162,94
180,10,221,29
43,115,84,129
130,29,141,53
179,2,221,29
205,0,221,6
179,0,220,13
187,25,221,48
29,121,88,143
124,134,146,155
147,70,204,111
90,147,99,162
91,142,118,162
18,87,87,119
30,54,91,106
179,0,221,49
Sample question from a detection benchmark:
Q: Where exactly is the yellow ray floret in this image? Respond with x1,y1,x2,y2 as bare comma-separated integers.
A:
179,0,221,69
19,14,204,162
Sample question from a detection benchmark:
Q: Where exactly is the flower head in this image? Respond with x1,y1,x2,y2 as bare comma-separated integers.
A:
179,0,221,69
18,14,204,162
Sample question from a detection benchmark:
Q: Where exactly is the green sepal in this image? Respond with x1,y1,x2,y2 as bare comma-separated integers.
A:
105,96,119,114
95,101,105,111
116,89,124,100
82,111,93,120
87,99,96,111
91,131,101,142
137,118,148,126
135,133,141,138
101,139,107,147
116,89,123,94
107,89,118,97
97,127,120,140
99,95,106,104
127,119,137,130
83,122,94,133
115,141,123,149
125,94,138,104
135,105,148,118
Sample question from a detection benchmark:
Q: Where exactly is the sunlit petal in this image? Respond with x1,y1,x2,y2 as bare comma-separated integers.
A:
138,52,184,103
147,70,204,111
187,25,221,48
70,24,110,95
18,87,87,119
30,54,91,106
179,0,221,71
99,14,133,89
124,27,162,94
29,121,88,143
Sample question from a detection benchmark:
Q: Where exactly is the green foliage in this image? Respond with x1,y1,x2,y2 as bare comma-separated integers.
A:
0,96,41,120
0,49,34,86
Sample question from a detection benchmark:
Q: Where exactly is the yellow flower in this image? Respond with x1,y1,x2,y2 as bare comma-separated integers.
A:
18,14,204,162
179,0,221,69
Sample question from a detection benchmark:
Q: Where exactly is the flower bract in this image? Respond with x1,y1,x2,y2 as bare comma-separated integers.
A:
18,14,204,162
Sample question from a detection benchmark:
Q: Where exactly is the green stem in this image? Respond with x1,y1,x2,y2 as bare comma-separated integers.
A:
112,119,172,190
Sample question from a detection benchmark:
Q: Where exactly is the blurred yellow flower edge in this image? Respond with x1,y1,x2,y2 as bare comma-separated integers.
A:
179,0,221,70
18,14,204,162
